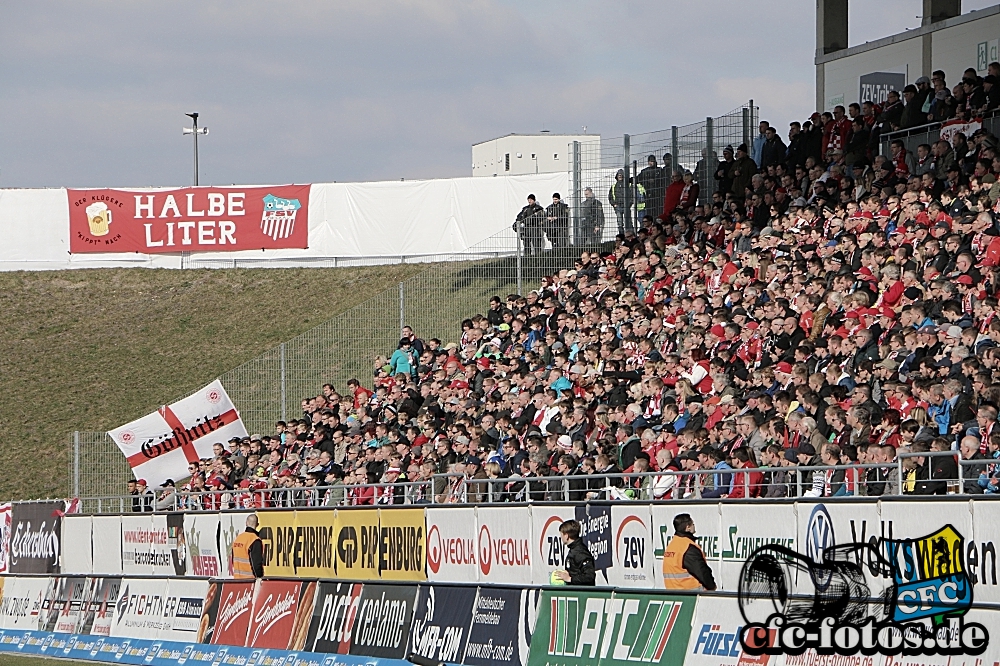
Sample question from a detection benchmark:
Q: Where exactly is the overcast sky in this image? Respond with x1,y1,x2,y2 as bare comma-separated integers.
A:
2,0,997,188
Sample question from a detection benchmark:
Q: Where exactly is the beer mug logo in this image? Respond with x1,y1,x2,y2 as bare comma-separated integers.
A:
86,202,112,237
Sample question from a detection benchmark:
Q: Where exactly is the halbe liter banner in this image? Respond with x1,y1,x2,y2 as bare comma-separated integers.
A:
67,185,310,254
108,379,248,488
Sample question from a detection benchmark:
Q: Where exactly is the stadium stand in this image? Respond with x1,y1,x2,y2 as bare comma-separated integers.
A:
120,60,1000,511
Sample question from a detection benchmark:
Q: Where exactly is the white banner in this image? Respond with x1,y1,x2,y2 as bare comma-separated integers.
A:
718,503,797,591
0,504,11,574
425,507,479,583
0,575,50,630
475,506,531,584
529,506,575,585
608,504,655,588
940,118,982,143
971,500,1000,604
108,379,248,488
91,516,123,575
60,516,92,575
650,503,722,589
120,514,173,576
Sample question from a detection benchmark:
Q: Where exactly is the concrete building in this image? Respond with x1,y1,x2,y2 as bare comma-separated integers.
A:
472,133,600,177
816,0,1000,111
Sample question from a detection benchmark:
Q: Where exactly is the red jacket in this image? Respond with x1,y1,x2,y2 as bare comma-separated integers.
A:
659,180,685,221
728,462,763,498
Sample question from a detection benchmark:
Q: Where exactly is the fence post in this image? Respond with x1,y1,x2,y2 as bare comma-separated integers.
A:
742,106,750,150
571,141,582,245
399,282,405,334
670,125,679,175
516,230,523,295
279,343,287,423
73,431,80,498
704,116,714,204
623,134,632,234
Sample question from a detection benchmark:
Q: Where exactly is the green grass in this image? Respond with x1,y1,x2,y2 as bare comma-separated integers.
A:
0,266,423,501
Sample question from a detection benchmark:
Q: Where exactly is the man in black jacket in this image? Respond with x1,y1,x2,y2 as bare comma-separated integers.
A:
553,520,596,586
545,193,570,248
514,195,546,255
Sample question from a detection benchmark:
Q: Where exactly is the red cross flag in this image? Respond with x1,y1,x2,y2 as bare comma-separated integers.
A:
109,380,248,488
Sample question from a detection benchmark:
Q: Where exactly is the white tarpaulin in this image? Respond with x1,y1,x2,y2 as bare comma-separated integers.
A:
91,515,123,575
0,173,568,270
60,516,93,575
108,379,248,489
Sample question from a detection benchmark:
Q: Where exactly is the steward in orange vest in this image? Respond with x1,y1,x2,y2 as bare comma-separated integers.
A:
232,514,264,579
662,513,716,591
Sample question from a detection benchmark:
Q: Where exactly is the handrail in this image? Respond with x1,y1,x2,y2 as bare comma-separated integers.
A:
67,452,1000,513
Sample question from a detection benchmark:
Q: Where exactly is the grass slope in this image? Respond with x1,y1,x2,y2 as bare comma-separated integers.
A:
0,266,422,501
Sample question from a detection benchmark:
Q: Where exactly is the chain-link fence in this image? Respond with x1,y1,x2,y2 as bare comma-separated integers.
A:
68,102,761,500
568,102,758,238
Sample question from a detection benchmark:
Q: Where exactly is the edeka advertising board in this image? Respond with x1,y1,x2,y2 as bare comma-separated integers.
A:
475,506,532,584
407,585,475,665
9,500,62,574
527,589,694,666
67,185,311,254
464,585,539,666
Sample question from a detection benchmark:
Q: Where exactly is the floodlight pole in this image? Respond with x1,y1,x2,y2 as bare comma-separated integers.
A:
183,112,209,186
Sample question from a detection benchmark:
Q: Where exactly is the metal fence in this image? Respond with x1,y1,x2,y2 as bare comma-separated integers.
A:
67,452,1000,514
879,110,1000,158
67,103,760,499
568,102,758,237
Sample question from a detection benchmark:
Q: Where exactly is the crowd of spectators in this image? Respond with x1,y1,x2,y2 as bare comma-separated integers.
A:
133,62,1000,511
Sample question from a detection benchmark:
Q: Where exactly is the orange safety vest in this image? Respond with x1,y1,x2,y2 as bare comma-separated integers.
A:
232,530,261,579
662,534,704,590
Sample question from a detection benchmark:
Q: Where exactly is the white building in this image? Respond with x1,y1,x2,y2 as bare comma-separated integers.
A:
472,133,600,177
816,0,999,111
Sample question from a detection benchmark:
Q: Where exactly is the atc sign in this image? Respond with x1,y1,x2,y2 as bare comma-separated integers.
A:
67,185,310,254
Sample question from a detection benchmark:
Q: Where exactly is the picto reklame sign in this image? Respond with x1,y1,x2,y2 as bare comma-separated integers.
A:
527,590,694,666
859,72,906,106
9,501,63,574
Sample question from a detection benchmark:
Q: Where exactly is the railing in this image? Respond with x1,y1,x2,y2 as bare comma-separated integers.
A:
69,452,1000,514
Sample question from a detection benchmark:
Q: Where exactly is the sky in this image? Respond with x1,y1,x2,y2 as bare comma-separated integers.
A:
1,0,997,188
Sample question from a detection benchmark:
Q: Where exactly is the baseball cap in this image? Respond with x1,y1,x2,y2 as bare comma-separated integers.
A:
798,443,816,457
775,362,793,374
956,275,974,285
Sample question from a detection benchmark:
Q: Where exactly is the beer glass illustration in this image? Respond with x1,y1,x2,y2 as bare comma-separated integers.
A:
86,202,111,236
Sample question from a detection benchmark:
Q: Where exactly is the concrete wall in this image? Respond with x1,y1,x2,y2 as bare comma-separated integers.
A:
818,4,1000,111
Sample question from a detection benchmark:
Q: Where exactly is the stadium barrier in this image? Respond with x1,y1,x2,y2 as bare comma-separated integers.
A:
52,497,1000,605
